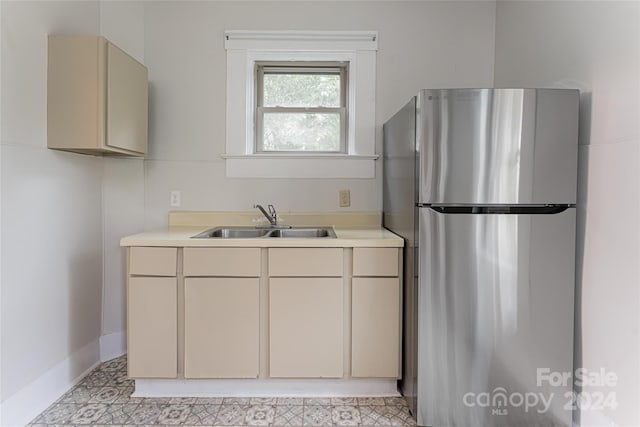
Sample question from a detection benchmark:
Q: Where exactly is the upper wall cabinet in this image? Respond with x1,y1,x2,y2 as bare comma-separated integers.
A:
47,35,148,157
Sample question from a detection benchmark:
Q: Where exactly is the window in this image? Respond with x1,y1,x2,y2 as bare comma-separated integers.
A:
256,62,348,153
224,31,378,178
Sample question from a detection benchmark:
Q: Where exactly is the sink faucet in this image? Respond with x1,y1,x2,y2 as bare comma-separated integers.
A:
254,204,278,226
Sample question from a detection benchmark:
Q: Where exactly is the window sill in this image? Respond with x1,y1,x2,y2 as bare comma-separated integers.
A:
221,154,378,178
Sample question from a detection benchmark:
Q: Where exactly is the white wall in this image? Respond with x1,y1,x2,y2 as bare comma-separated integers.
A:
0,0,103,424
0,0,146,424
142,0,496,229
495,2,640,426
99,1,146,359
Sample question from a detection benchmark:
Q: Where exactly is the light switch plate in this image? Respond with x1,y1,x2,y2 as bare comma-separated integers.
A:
339,190,350,207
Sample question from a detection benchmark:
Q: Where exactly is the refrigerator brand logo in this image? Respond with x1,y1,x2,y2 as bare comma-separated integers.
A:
462,387,553,414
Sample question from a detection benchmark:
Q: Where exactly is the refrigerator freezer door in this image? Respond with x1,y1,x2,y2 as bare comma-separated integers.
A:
417,208,576,427
418,89,579,205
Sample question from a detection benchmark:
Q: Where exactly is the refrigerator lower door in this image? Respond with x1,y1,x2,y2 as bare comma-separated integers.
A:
417,208,576,427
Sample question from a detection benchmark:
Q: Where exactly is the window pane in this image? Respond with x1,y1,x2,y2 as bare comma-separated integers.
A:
262,113,340,151
263,73,341,107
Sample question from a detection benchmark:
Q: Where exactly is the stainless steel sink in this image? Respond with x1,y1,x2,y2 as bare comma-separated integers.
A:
268,228,336,238
191,226,336,239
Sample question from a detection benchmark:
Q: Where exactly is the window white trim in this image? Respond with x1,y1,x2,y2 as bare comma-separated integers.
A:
224,30,378,50
224,30,378,179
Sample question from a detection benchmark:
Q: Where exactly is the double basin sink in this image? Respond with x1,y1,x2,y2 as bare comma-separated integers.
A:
192,226,337,239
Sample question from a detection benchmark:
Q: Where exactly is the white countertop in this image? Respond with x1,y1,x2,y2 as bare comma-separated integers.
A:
120,226,403,248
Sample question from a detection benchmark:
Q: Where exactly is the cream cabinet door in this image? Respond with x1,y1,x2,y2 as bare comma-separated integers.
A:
106,42,148,154
269,278,343,378
128,277,177,378
184,278,259,378
351,277,400,378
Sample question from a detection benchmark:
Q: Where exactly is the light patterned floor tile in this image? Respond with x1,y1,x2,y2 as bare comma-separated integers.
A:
245,405,276,425
331,397,358,406
68,403,109,424
223,397,251,405
89,386,125,403
250,397,277,405
276,397,304,406
381,406,413,426
112,372,135,388
56,385,94,404
357,397,385,407
274,405,303,426
383,397,407,407
157,403,193,425
195,397,224,405
304,398,331,406
33,403,80,424
303,405,332,426
184,404,221,424
127,403,163,425
29,354,421,427
80,369,116,388
142,397,174,404
95,403,140,424
168,396,199,404
359,406,393,426
332,406,361,426
114,386,140,404
215,404,250,425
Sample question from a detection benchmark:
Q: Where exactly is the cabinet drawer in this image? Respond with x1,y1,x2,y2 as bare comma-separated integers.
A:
353,248,399,277
183,248,260,277
129,247,177,276
269,248,343,277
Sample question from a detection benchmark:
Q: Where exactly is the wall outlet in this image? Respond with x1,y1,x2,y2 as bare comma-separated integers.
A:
170,190,181,207
339,189,351,207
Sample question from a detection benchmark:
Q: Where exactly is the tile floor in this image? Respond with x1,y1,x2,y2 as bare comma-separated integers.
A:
29,355,416,426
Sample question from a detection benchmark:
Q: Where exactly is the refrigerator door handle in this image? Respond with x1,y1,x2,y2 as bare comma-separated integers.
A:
418,204,573,215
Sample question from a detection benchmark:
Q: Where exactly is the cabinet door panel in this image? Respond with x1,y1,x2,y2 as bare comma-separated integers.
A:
184,278,259,378
106,42,148,154
352,277,400,378
128,277,177,378
270,278,343,378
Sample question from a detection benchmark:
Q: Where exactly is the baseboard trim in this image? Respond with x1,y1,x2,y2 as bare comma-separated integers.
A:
0,339,100,427
99,331,126,362
134,378,399,398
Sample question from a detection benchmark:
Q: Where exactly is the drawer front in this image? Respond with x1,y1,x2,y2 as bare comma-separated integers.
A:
129,247,177,276
269,248,343,277
353,247,399,277
183,247,261,277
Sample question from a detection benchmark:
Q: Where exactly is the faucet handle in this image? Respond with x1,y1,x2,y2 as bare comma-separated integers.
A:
268,204,277,220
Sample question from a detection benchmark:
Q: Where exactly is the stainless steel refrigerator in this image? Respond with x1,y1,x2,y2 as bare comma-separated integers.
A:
383,89,579,427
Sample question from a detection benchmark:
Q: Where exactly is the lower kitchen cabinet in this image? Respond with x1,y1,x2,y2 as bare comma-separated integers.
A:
128,277,177,378
351,277,400,378
184,278,260,378
269,278,343,378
